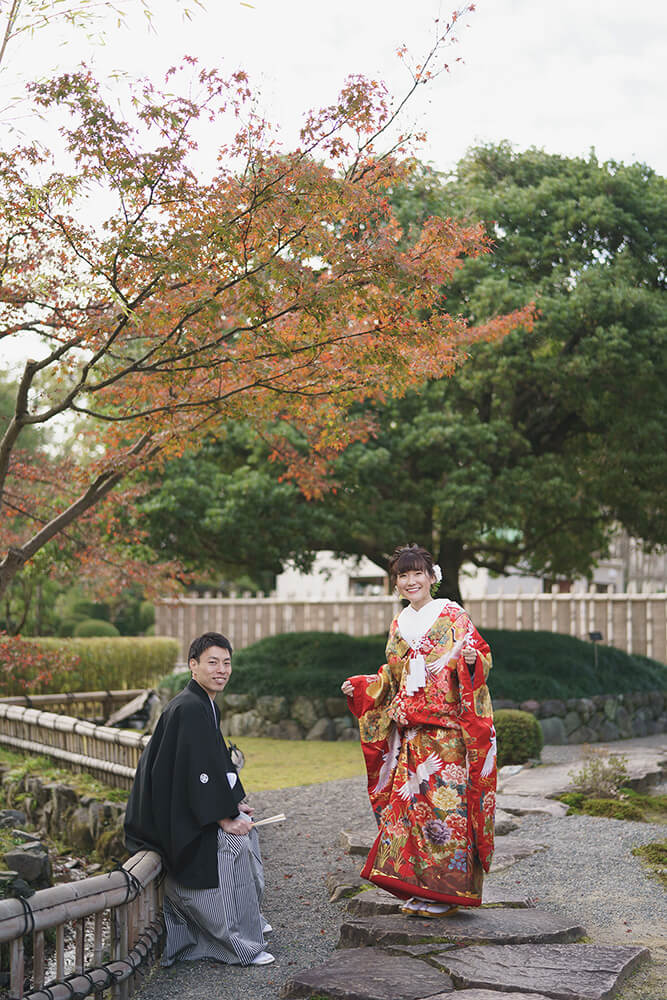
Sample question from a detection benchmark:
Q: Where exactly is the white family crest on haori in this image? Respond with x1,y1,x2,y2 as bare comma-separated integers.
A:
199,772,209,784
397,752,443,800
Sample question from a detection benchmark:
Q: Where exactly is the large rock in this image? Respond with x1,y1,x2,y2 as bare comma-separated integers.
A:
496,794,568,818
326,697,349,718
338,909,585,949
3,843,51,889
494,808,520,835
227,709,265,737
306,718,337,741
264,719,304,740
0,809,27,829
66,806,95,853
290,696,323,730
434,942,649,1000
539,716,566,745
539,699,566,718
219,692,254,712
340,828,375,855
567,725,597,744
563,710,581,736
327,872,367,902
279,947,454,1000
255,695,288,722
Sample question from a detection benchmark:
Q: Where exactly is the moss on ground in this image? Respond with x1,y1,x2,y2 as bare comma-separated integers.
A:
0,748,127,803
559,788,667,824
631,840,667,888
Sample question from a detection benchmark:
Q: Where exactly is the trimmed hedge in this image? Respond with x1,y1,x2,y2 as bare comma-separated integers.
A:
494,708,543,767
73,619,120,638
164,628,666,704
2,637,179,694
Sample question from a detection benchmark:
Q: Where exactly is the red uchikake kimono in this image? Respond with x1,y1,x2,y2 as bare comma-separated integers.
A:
346,599,496,907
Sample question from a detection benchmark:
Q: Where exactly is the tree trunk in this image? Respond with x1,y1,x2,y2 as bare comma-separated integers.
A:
435,539,465,605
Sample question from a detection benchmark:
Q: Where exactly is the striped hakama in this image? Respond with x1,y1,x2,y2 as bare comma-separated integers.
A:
162,827,267,966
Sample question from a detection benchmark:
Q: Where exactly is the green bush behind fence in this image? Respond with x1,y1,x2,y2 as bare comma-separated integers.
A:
0,636,179,695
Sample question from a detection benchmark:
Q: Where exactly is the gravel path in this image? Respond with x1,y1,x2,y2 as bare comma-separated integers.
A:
135,767,666,1000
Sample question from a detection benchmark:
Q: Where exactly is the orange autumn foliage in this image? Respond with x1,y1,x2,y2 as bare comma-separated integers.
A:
0,11,534,597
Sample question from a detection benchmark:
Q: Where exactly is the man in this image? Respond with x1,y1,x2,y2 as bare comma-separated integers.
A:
124,631,273,966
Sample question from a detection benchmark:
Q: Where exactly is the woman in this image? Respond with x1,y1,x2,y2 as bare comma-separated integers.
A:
341,543,496,917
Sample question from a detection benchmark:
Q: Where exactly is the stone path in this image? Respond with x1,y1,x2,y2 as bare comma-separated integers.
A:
281,738,666,1000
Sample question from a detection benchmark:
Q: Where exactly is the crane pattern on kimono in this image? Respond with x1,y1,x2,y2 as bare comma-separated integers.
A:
396,752,444,801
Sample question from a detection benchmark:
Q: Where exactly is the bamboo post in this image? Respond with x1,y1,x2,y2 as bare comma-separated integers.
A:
110,907,121,1000
74,918,85,974
9,936,24,1000
33,930,45,990
93,911,104,967
55,924,65,980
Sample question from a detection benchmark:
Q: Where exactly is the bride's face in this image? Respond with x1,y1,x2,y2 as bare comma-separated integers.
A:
396,567,434,610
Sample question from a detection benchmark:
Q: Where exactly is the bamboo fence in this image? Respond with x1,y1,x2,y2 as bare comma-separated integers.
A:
0,705,149,789
0,850,163,1000
0,691,147,721
156,593,667,663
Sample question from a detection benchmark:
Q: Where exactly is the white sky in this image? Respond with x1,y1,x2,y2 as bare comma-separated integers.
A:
3,0,666,175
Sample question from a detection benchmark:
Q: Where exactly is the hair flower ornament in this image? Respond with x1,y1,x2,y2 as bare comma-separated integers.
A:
431,563,443,596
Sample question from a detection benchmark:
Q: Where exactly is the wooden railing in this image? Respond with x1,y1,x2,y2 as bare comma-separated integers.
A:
0,850,163,1000
156,593,667,663
0,705,149,790
0,691,147,722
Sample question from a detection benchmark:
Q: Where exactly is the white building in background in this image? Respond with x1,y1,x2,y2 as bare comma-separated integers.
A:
275,551,387,600
274,532,666,602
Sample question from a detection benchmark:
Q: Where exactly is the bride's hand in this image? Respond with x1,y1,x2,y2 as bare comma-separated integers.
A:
463,647,477,665
341,680,354,696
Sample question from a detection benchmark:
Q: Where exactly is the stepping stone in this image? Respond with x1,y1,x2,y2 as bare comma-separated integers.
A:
490,836,549,873
347,888,401,916
347,885,535,916
338,909,586,949
481,883,536,908
279,946,454,999
446,993,551,1000
328,872,367,902
432,942,649,1000
340,828,375,855
495,808,521,834
497,793,569,818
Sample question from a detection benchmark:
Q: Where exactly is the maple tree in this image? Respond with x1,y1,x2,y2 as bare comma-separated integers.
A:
0,9,532,601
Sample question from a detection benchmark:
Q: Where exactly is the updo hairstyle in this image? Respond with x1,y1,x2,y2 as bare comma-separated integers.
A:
388,543,436,589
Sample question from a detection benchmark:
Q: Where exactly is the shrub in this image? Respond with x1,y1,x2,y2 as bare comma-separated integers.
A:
484,628,665,701
8,637,179,692
229,631,386,701
568,750,630,798
0,634,81,696
494,708,543,768
139,601,155,632
159,670,190,697
73,619,120,638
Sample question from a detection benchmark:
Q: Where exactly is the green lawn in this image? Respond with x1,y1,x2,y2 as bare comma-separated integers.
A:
239,738,366,791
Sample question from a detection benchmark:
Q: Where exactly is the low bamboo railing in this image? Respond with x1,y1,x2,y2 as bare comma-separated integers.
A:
0,691,147,721
0,705,149,790
0,850,163,1000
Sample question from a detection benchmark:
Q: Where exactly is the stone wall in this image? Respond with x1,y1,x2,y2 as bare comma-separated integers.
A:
216,693,359,741
0,765,127,864
216,689,666,745
494,690,666,745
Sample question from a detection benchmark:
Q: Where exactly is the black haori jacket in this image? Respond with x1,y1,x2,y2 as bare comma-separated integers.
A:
124,678,245,888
